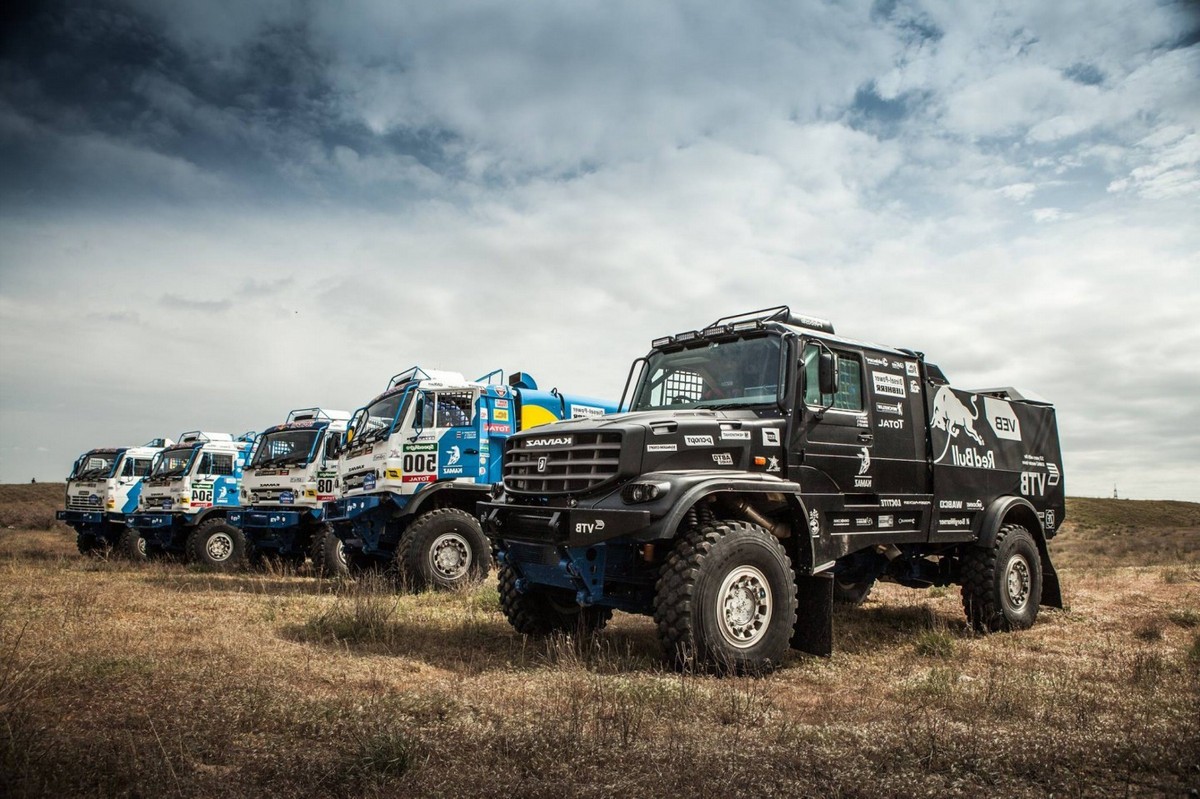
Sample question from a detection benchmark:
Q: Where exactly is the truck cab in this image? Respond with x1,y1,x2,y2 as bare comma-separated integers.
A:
327,366,614,589
57,439,172,554
127,431,256,569
229,408,351,574
481,307,1065,672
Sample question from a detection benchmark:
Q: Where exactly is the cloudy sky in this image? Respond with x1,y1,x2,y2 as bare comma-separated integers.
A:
1,0,1197,500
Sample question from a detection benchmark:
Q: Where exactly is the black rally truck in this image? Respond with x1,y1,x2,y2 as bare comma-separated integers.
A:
479,307,1065,672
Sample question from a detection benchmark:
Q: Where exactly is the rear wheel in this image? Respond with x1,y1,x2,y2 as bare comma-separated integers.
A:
115,527,148,562
961,523,1042,632
655,520,798,674
498,563,612,635
311,525,350,578
396,509,490,591
76,533,109,556
186,518,248,572
833,575,875,606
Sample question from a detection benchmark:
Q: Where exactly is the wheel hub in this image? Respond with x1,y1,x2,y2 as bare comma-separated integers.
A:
137,537,147,557
335,540,347,567
716,566,772,649
1004,553,1031,610
430,532,471,580
207,532,234,562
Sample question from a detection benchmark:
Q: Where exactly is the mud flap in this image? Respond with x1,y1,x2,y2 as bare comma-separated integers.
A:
791,572,833,657
1040,549,1063,609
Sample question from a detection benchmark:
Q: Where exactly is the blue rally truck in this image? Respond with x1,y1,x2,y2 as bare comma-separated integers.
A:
56,439,173,554
126,431,256,570
480,307,1066,673
327,366,615,590
229,408,352,575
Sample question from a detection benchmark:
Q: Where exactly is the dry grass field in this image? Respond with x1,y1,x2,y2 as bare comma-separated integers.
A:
2,485,1198,797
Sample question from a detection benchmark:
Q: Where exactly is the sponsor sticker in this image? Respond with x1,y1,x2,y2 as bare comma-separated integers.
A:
720,429,751,441
486,423,511,434
493,408,510,422
404,443,436,452
712,453,733,466
876,401,903,415
984,397,1022,441
879,515,894,529
865,355,889,367
873,371,906,398
495,399,509,408
646,443,677,452
906,362,919,377
832,516,851,528
684,435,714,447
571,404,606,420
762,428,781,447
878,418,904,430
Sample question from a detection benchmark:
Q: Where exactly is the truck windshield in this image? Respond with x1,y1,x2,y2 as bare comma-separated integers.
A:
631,335,782,411
149,447,197,479
352,390,410,444
71,451,119,480
251,429,321,467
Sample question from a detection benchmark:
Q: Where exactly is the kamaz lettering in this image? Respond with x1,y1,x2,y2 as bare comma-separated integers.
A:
527,436,573,448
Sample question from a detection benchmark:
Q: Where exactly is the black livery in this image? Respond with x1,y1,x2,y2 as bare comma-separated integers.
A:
480,307,1065,672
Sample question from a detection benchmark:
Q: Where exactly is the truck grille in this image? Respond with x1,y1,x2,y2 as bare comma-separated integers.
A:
504,432,622,496
67,495,98,510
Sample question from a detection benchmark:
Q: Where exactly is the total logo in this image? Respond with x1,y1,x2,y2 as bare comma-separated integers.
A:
574,519,606,536
878,418,904,430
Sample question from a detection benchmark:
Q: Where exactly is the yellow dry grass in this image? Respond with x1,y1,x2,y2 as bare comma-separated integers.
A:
2,505,1199,797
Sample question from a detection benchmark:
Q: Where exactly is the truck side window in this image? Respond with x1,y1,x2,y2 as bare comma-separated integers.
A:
196,452,211,474
120,459,135,477
209,453,234,476
131,459,151,477
435,391,475,427
803,345,864,411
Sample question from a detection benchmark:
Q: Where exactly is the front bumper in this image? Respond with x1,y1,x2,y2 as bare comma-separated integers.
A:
56,509,105,525
230,509,307,529
128,513,175,530
478,501,651,547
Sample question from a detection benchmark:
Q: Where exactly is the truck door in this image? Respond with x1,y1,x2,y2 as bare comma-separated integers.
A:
798,342,872,495
479,387,515,485
427,390,482,484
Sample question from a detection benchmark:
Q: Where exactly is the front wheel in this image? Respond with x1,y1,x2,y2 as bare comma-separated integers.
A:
396,509,490,591
76,533,110,557
961,523,1043,632
311,524,350,578
498,563,612,635
186,518,248,572
655,520,798,674
115,527,149,562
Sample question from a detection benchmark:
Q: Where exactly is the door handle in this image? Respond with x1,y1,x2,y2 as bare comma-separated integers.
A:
464,449,479,455
858,433,874,443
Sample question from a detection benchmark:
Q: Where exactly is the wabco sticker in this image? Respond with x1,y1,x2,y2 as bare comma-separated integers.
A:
762,429,781,447
571,405,606,420
872,372,906,398
684,435,714,447
712,453,733,466
646,444,677,452
720,430,751,441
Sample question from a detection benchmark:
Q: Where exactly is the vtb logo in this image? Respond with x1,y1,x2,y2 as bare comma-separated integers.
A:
537,456,548,473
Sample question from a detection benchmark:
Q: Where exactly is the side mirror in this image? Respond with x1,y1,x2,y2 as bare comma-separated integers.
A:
818,351,839,397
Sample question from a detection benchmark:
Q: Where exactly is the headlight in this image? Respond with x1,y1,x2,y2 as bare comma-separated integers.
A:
621,481,670,504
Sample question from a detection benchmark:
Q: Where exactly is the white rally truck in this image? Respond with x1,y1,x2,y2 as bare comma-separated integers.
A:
229,408,352,575
327,366,615,590
56,439,173,554
126,431,256,570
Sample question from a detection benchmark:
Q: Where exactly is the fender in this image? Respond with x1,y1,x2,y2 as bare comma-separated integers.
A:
186,507,232,527
400,480,493,520
648,471,802,539
976,495,1062,609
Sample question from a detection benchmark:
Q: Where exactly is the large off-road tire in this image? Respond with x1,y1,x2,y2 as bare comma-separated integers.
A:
396,509,490,591
115,527,149,562
833,576,876,606
311,524,350,578
655,520,798,674
498,562,612,635
185,518,248,572
76,533,109,557
961,523,1042,632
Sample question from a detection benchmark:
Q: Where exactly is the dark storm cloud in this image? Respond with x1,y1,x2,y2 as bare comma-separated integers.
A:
0,0,456,209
